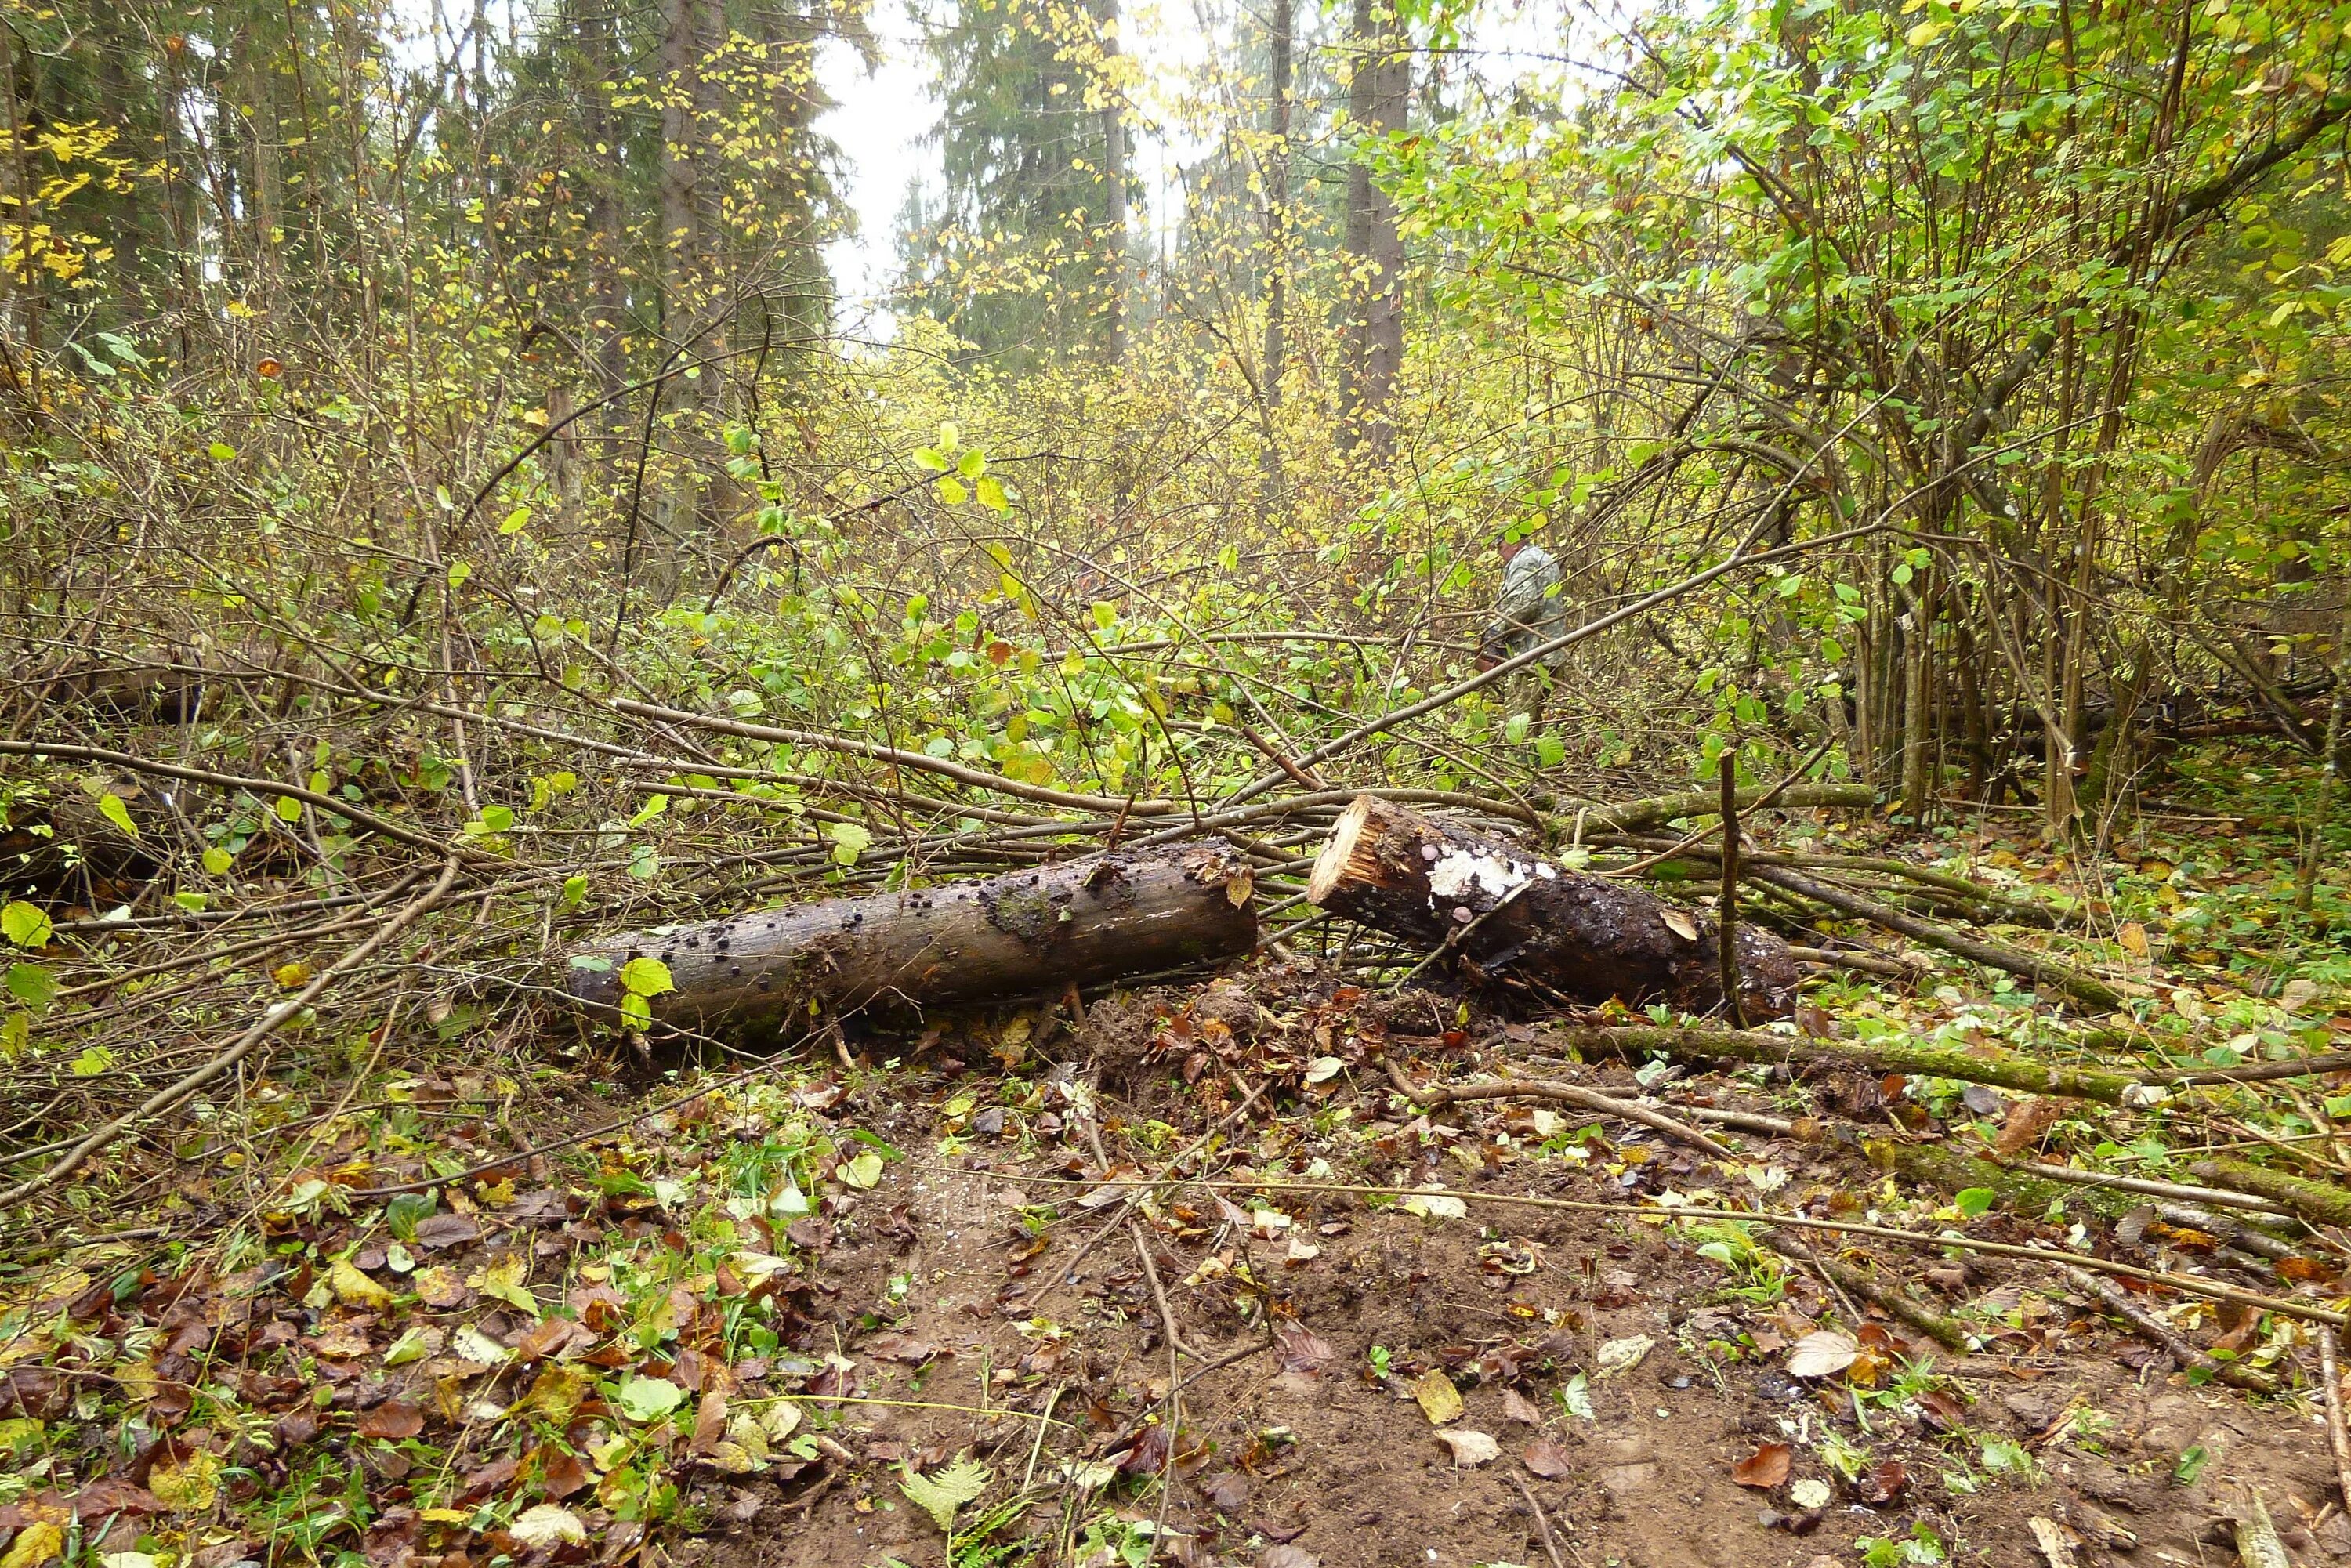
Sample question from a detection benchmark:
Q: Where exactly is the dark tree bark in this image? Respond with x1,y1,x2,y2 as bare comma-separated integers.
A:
1306,796,1799,1019
564,846,1259,1036
1263,0,1292,405
1339,0,1406,457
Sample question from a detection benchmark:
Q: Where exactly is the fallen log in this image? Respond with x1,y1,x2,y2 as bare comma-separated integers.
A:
563,845,1259,1035
1306,795,1800,1019
1535,1022,2161,1105
2191,1156,2351,1231
1742,862,2126,1011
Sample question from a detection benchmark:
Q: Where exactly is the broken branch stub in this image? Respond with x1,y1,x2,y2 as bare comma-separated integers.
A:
1306,795,1799,1018
563,845,1259,1035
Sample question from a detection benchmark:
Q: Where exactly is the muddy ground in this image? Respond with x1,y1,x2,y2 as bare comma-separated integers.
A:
650,973,2351,1568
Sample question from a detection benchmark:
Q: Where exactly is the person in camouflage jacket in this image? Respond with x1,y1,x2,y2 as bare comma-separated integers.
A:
1476,535,1568,717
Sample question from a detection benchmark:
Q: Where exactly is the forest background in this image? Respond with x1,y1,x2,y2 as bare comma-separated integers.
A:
12,0,2351,1557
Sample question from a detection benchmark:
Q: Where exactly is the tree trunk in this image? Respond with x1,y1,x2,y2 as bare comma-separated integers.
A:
1093,0,1127,364
578,0,628,422
1339,0,1405,458
1900,596,1929,818
1306,795,1800,1019
564,846,1260,1035
658,0,703,376
1263,0,1291,406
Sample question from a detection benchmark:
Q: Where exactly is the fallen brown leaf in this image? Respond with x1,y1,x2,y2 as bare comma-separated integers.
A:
356,1400,423,1440
1860,1458,1909,1505
1994,1097,2065,1157
1436,1429,1500,1466
1731,1442,1791,1490
1523,1436,1573,1479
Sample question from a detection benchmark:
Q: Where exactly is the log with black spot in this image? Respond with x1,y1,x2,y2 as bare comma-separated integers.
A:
563,845,1260,1036
1306,795,1799,1019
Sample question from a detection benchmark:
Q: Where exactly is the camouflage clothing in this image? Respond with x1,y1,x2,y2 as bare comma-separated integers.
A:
1480,542,1569,672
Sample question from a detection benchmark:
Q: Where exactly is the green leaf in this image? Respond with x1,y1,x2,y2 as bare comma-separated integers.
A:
976,476,1007,512
385,1192,437,1242
6,962,56,1012
207,441,237,461
826,820,872,866
97,792,139,839
71,1046,114,1077
276,796,306,824
1557,1371,1595,1420
562,874,589,911
1535,734,1566,769
173,891,208,913
839,1151,885,1190
202,846,234,876
500,505,533,535
898,1458,990,1533
956,447,985,479
913,446,949,472
936,476,968,506
1504,712,1531,744
615,1374,686,1423
2,902,53,949
618,957,676,998
1090,602,1116,630
1953,1187,1995,1219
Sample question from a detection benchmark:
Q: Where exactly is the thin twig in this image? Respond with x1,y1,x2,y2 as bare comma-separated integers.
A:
1,856,465,1211
2058,1264,2279,1394
1383,1058,1736,1159
2321,1327,2351,1514
1512,1474,1569,1568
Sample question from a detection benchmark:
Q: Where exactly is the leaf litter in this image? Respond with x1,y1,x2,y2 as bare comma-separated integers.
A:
5,765,2351,1566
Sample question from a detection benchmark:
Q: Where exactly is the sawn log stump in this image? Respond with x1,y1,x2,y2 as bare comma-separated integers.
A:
1306,795,1798,1018
564,844,1259,1035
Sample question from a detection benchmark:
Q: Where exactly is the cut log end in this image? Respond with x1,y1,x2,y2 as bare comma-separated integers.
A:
1306,793,1800,1018
1306,795,1378,906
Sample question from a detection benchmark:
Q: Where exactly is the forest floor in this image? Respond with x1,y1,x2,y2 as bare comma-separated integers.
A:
6,743,2351,1568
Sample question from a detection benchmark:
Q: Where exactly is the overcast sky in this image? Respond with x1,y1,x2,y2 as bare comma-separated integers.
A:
810,0,1580,335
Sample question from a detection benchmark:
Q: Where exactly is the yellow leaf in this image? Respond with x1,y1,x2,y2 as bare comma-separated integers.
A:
516,1363,588,1425
2117,922,2147,956
471,1254,541,1316
273,961,312,989
1,1521,63,1568
1661,910,1699,941
331,1258,395,1311
1411,1368,1463,1425
97,792,139,839
1225,867,1255,907
419,1509,473,1526
150,1447,222,1512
